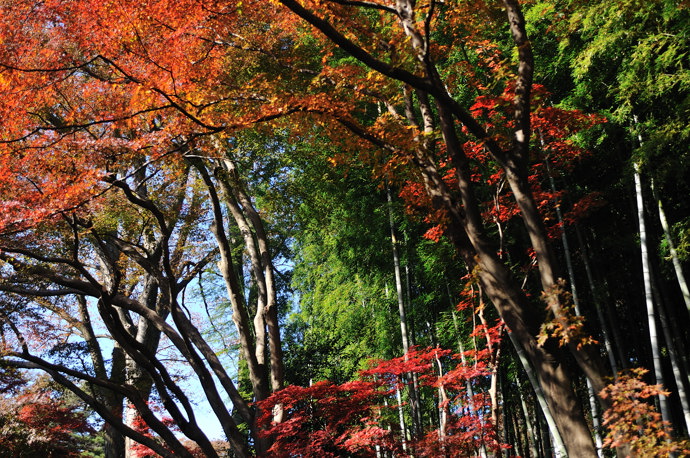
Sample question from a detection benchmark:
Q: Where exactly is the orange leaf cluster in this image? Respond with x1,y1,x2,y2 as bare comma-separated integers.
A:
600,368,690,456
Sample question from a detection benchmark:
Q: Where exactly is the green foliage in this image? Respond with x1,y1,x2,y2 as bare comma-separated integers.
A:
674,220,690,262
286,155,399,384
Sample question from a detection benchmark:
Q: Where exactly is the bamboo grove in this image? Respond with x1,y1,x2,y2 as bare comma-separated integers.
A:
0,0,689,456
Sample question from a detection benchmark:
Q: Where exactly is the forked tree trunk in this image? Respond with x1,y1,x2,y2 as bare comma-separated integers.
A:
277,1,600,454
436,109,595,454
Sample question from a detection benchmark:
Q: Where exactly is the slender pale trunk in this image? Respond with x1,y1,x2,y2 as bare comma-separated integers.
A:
537,407,554,458
655,280,690,433
542,153,603,456
651,179,690,315
633,120,689,432
654,192,690,431
387,188,411,352
518,383,539,458
387,187,421,439
451,309,489,458
434,351,449,454
575,226,620,374
507,330,567,457
394,386,408,453
476,291,503,440
633,162,672,426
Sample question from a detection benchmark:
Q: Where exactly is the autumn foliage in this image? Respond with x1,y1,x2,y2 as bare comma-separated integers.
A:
0,0,687,456
129,407,178,458
400,82,605,248
599,368,690,457
0,388,94,456
257,344,507,457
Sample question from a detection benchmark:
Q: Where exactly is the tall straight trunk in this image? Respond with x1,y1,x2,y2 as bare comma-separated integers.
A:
633,120,689,432
499,375,512,457
655,262,690,416
386,187,421,439
633,162,672,426
575,225,620,375
394,386,408,453
507,330,567,457
653,276,690,434
600,276,630,371
434,351,449,453
536,407,555,458
542,153,604,456
451,309,489,458
387,188,411,353
510,403,525,458
518,382,539,458
476,290,503,441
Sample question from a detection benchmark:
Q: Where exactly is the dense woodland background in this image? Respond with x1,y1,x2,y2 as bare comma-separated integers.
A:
0,0,689,456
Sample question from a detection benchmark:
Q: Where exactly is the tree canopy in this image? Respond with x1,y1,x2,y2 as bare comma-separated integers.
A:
1,0,689,456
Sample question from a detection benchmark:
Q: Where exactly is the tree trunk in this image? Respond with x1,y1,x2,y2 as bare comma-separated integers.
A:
451,309,489,458
277,1,598,454
386,187,421,439
434,96,597,455
654,275,690,434
634,162,672,426
542,153,604,456
575,225,620,375
519,382,539,458
445,172,594,455
507,330,568,457
652,179,690,316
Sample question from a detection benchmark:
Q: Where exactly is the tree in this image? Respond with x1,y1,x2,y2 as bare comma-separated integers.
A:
258,345,507,457
268,1,611,454
0,376,97,457
0,147,286,456
526,0,690,439
1,0,688,455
